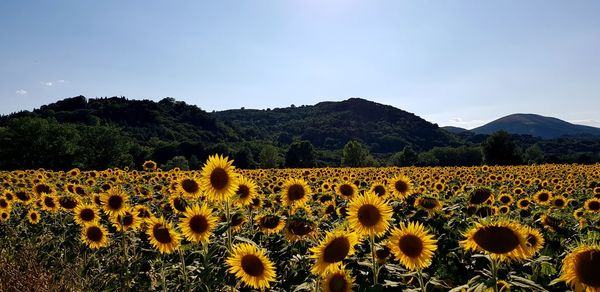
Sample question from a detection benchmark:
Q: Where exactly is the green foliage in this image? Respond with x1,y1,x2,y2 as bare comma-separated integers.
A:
341,140,371,167
285,141,316,168
259,144,283,168
482,130,522,165
391,145,418,166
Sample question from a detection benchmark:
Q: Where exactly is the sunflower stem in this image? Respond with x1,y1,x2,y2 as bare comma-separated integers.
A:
179,248,190,292
161,254,167,292
224,199,233,251
370,233,379,286
490,256,498,292
417,269,426,292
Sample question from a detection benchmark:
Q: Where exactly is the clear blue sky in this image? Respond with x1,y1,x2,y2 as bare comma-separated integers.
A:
1,0,599,129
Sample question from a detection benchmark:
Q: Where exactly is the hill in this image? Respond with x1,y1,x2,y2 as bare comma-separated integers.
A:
471,113,600,139
441,126,469,134
215,98,458,153
0,96,459,169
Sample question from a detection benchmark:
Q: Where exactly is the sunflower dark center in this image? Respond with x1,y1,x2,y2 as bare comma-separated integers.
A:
357,204,381,227
376,246,391,259
236,185,250,199
473,226,520,254
287,184,305,201
323,237,351,263
107,195,123,210
231,213,244,226
121,213,134,226
153,224,173,244
16,191,30,201
575,249,600,287
0,200,7,208
86,226,103,242
589,201,600,211
35,184,52,194
173,197,187,212
241,254,265,277
395,180,408,193
538,193,549,202
181,179,199,194
554,199,565,207
328,274,348,292
75,187,86,196
44,196,56,208
500,196,511,204
339,184,354,197
59,197,78,209
526,234,538,247
80,208,95,221
470,188,492,205
1,213,7,219
260,215,280,229
189,215,208,233
519,200,530,207
419,198,439,209
373,185,386,197
30,213,38,220
288,220,314,236
399,234,424,258
210,168,229,190
137,208,151,218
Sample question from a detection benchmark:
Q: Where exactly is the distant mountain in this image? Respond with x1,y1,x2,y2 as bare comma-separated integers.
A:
471,113,600,139
215,98,458,153
442,126,469,134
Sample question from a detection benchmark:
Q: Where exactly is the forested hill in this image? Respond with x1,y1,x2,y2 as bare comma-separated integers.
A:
215,98,458,153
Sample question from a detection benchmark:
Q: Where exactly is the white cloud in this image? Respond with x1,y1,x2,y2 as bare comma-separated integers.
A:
569,119,600,128
57,79,65,83
447,117,488,129
40,81,54,86
15,89,27,95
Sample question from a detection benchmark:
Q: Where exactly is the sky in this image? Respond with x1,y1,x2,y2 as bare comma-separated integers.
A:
1,1,599,129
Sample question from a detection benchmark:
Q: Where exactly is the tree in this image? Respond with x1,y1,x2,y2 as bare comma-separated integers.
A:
481,131,522,165
259,145,282,168
341,140,369,167
524,144,544,164
161,156,190,170
391,145,418,166
234,147,256,169
285,141,316,168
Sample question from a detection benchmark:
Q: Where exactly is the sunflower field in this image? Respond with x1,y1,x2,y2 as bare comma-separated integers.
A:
1,155,599,291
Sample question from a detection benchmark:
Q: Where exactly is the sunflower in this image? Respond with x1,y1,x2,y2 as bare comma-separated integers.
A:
584,198,600,213
146,216,181,254
517,198,531,210
573,208,585,219
0,197,11,211
169,194,188,214
386,221,437,271
101,188,129,217
462,220,527,261
497,193,513,205
233,176,258,207
322,264,355,292
522,226,544,258
143,160,157,171
40,194,60,213
27,209,41,224
310,229,360,275
14,190,32,205
469,187,494,205
560,244,600,292
388,174,413,200
336,182,358,200
0,210,10,221
256,213,285,235
284,217,317,242
178,204,217,244
81,223,110,250
111,207,142,232
58,195,79,211
414,196,443,214
226,243,277,290
200,154,239,203
551,195,567,209
32,182,55,197
533,190,552,205
347,191,393,237
375,245,392,264
176,176,202,198
74,203,101,226
134,204,153,219
369,183,387,198
281,178,312,207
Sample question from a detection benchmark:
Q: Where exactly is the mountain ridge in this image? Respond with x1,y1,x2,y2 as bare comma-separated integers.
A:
471,113,600,138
